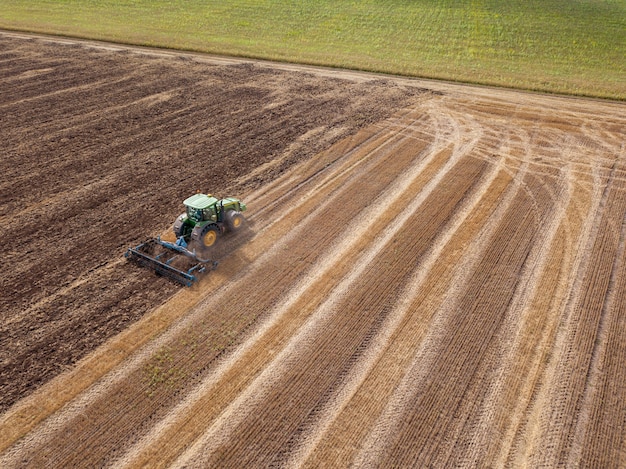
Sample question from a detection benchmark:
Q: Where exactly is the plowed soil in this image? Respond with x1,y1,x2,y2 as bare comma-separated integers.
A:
1,32,625,468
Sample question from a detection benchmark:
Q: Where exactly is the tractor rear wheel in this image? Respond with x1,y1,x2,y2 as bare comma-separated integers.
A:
173,213,187,238
225,210,245,232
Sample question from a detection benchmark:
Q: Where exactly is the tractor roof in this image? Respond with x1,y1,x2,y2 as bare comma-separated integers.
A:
183,193,218,209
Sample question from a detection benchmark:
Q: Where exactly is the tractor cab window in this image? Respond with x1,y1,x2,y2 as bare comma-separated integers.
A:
186,206,202,222
202,207,215,220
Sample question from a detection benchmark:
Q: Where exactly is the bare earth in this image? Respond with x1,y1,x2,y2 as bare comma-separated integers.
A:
1,32,625,468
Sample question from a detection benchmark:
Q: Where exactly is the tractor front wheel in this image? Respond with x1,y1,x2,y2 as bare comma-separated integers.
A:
199,224,219,248
225,211,245,232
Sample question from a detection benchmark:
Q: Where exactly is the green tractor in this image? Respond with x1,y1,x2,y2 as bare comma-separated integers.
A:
126,193,247,286
173,193,247,251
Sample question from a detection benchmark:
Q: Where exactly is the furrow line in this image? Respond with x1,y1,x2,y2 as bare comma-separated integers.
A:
526,160,623,466
285,155,506,469
353,159,534,467
299,154,518,468
246,106,424,218
447,162,569,466
571,179,626,467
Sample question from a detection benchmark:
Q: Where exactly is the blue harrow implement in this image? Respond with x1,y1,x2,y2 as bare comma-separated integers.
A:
125,237,218,287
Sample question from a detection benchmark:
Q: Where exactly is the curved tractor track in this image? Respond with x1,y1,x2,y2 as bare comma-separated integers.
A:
1,33,626,468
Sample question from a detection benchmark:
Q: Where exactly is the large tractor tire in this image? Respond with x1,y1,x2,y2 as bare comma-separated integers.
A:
198,224,219,248
225,210,245,232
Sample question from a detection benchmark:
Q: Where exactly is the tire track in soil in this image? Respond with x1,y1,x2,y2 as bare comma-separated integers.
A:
277,104,511,468
506,153,611,466
445,164,569,467
445,122,582,465
354,167,553,467
532,161,626,467
281,154,506,469
297,155,519,469
0,107,440,468
471,168,592,467
174,150,489,469
444,115,625,465
468,123,613,467
321,127,531,467
572,182,626,468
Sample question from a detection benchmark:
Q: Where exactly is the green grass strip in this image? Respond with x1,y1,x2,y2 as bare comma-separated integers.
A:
1,0,624,99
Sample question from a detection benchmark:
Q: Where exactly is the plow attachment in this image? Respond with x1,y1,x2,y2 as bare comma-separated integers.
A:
125,238,217,286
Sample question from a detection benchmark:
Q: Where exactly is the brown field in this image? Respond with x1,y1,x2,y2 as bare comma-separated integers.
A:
1,32,625,468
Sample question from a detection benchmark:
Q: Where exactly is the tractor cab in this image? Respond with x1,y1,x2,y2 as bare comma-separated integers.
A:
183,193,219,223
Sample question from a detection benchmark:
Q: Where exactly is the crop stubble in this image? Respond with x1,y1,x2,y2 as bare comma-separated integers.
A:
1,33,625,467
